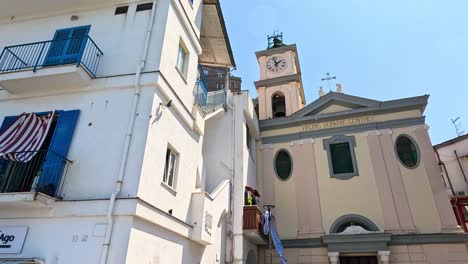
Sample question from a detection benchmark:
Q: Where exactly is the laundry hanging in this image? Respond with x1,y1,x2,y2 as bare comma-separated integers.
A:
263,210,287,264
0,111,55,162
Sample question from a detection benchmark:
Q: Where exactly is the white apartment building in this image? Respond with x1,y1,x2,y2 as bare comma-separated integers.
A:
0,0,241,263
202,90,263,264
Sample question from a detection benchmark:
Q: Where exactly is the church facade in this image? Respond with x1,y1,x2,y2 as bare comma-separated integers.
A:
255,37,468,263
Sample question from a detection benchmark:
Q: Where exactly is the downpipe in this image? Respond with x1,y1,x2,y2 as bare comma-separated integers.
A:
99,1,157,263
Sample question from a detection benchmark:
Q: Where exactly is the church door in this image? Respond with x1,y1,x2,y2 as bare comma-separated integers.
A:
339,256,378,264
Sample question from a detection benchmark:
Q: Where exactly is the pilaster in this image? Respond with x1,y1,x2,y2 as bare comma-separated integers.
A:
290,138,324,238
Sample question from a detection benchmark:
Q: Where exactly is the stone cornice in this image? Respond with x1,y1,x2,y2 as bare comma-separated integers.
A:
255,44,298,59
254,74,302,89
262,117,425,144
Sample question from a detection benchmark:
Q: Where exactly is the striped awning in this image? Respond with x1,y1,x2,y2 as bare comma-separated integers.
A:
0,260,40,264
0,111,54,162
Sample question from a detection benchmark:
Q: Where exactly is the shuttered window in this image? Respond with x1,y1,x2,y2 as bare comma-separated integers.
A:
0,110,80,196
323,135,359,180
44,26,90,66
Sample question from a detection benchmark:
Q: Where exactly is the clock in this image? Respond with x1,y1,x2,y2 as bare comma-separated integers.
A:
266,56,287,72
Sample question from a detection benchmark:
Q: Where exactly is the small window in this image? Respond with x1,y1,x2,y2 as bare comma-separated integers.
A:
163,147,178,188
115,6,129,15
136,3,153,12
274,149,292,180
246,125,251,150
395,135,419,168
323,135,359,180
176,41,189,77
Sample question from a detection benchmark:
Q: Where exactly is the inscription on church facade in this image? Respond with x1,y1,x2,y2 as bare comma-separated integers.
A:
302,115,375,131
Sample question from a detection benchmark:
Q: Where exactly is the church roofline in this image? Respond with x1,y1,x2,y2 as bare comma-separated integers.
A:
259,93,429,131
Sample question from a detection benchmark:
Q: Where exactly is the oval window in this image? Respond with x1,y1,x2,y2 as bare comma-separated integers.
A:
396,135,419,168
274,150,292,180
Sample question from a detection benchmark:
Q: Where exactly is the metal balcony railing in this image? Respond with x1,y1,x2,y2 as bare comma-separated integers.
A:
0,36,103,77
243,205,264,231
0,150,72,198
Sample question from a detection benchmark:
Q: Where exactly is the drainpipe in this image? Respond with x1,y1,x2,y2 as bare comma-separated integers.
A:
99,1,157,263
224,66,237,264
454,150,468,183
435,148,455,196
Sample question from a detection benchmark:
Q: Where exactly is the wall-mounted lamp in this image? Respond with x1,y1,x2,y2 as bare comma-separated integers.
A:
71,15,79,21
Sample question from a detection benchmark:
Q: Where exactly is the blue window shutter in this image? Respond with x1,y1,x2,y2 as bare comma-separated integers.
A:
38,110,80,196
44,26,90,66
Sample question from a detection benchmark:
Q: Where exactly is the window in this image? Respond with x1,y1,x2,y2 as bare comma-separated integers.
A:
272,93,286,118
163,147,178,188
395,135,419,168
115,6,129,15
274,149,292,180
246,125,251,150
176,41,189,77
136,2,153,12
0,110,80,197
323,135,358,180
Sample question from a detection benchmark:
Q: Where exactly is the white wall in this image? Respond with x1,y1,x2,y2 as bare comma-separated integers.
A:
0,214,132,264
436,139,468,194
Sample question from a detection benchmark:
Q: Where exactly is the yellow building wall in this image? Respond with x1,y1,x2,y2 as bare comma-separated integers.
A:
392,127,442,233
315,132,385,233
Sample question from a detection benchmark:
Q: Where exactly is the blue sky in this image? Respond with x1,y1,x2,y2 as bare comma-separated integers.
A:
220,0,468,144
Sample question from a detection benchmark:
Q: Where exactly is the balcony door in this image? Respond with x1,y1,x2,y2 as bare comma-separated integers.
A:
43,25,90,66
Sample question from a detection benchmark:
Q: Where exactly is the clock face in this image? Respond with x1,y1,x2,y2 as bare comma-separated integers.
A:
266,56,287,72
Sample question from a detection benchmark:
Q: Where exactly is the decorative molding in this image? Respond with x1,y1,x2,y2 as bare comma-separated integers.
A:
260,144,274,150
328,252,339,264
379,129,393,135
259,94,429,131
323,135,359,180
282,238,323,248
389,233,468,245
290,138,314,146
323,233,392,253
280,233,468,250
255,44,298,58
365,130,381,136
378,251,390,263
262,117,426,144
254,73,301,89
329,214,379,234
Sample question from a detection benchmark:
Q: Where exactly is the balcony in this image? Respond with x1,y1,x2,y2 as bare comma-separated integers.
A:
0,150,72,207
194,65,226,116
243,205,267,245
0,35,103,94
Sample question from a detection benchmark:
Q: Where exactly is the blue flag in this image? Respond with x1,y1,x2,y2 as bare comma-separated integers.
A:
263,211,287,264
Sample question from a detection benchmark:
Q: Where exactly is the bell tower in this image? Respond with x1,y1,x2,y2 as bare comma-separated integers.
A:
254,33,305,120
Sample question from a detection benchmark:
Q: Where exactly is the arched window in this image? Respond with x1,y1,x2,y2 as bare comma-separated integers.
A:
274,149,292,180
395,135,420,169
330,214,379,234
272,93,286,118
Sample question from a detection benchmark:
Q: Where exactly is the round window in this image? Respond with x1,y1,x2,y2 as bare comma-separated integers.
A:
395,135,419,168
274,149,292,180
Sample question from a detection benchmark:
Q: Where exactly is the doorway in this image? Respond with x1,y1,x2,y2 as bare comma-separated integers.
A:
339,256,377,264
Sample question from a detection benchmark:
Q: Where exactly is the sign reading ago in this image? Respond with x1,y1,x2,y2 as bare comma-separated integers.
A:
0,226,28,254
302,115,375,131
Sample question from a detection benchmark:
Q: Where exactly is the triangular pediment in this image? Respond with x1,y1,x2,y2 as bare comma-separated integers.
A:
292,92,381,118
